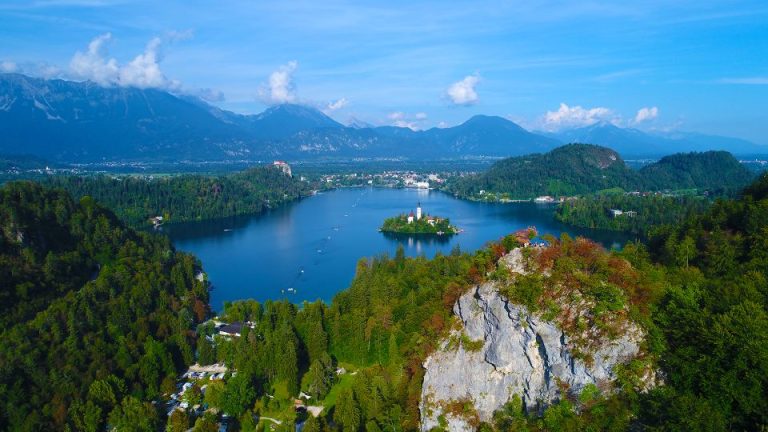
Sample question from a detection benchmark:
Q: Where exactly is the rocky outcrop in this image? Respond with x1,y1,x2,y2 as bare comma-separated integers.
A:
419,249,651,431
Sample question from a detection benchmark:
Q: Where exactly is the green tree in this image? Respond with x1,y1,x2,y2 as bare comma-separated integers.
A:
334,389,361,432
192,412,219,432
166,409,191,432
222,373,257,417
198,335,216,365
303,415,326,432
108,396,160,432
204,381,226,409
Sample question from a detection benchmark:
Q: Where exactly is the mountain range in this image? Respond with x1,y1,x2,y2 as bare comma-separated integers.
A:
1,73,765,162
544,122,765,157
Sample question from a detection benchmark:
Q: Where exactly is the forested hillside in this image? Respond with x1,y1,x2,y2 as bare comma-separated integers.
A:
448,145,755,200
555,194,711,234
638,172,768,429
448,144,639,199
0,182,209,431
46,165,310,227
638,150,754,192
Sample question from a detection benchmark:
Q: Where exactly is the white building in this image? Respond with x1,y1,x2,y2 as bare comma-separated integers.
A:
273,160,292,177
416,202,422,220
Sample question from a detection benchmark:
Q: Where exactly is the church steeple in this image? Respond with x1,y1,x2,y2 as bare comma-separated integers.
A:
416,202,422,220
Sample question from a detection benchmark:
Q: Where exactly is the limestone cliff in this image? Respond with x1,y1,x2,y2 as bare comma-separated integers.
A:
419,248,654,431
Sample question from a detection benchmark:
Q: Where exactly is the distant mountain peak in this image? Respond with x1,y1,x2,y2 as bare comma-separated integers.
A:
246,103,343,140
346,116,374,129
254,103,341,125
462,114,523,129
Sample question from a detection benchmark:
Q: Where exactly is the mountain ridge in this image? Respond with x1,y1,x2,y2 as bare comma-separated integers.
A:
1,73,765,162
545,122,766,156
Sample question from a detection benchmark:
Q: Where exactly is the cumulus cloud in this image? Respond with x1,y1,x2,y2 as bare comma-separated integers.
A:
69,32,119,85
68,33,180,90
119,37,177,89
634,106,659,124
387,111,428,130
1,61,18,73
259,61,298,104
447,74,480,105
541,103,616,131
325,97,348,112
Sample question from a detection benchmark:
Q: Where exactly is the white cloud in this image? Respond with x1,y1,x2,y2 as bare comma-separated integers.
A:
69,32,119,85
387,111,428,130
446,74,480,105
118,37,176,89
541,103,616,131
259,61,298,104
38,64,62,78
325,97,348,112
634,106,658,124
1,61,18,73
68,33,179,90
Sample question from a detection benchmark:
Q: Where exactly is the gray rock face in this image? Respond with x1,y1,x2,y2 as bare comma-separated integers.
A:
419,281,646,431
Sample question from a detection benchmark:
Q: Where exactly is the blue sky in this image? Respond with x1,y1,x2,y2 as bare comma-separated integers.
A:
1,0,767,143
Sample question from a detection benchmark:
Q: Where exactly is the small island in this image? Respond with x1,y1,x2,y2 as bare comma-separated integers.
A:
380,202,460,235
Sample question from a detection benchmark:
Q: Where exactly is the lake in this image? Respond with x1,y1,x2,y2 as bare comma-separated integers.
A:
163,188,634,310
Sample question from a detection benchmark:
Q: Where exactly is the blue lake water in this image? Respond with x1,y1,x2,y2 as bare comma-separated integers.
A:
163,188,634,311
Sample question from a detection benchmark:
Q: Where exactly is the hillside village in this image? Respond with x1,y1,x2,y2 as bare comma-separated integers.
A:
164,318,336,431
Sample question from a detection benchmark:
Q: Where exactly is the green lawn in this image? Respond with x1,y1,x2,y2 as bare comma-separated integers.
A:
320,371,356,410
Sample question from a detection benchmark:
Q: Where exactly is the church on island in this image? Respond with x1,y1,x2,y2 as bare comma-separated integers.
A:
406,202,437,225
380,202,459,235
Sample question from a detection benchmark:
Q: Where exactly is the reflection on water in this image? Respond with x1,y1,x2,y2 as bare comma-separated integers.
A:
165,188,635,310
380,231,453,252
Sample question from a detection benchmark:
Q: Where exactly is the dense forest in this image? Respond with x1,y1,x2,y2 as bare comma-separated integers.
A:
447,144,638,199
636,172,768,430
0,182,209,431
555,194,712,235
447,145,755,200
45,165,312,227
639,150,755,193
